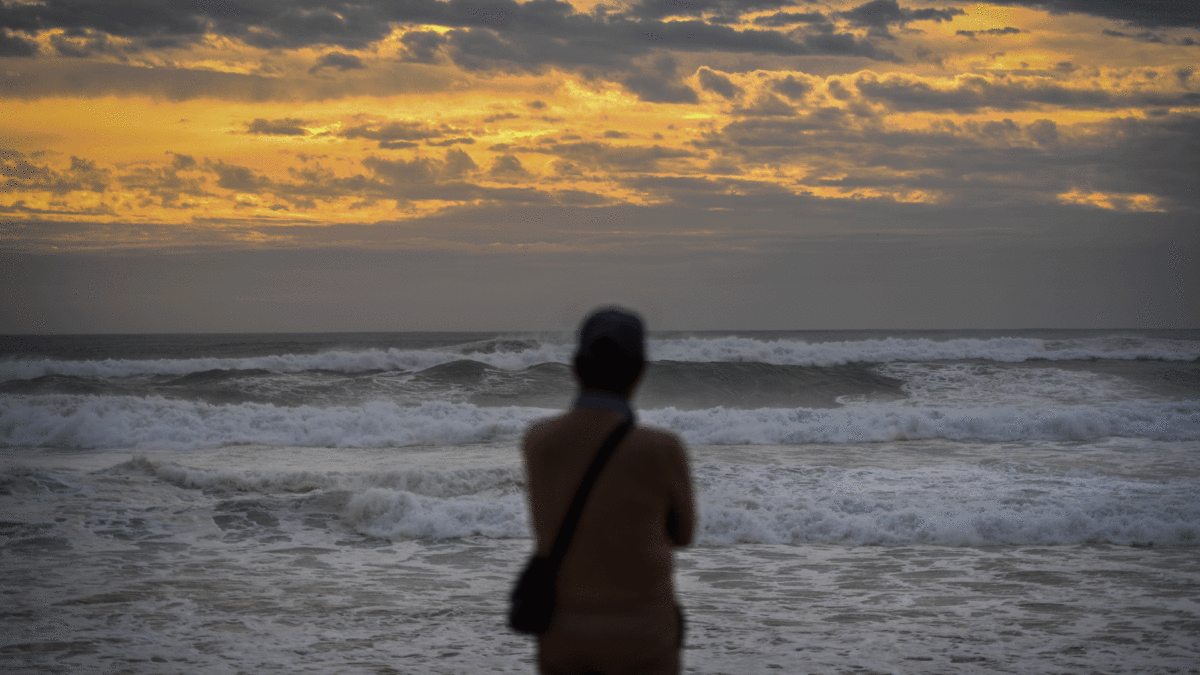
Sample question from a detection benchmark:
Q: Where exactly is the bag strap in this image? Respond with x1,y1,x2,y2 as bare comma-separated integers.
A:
546,417,633,565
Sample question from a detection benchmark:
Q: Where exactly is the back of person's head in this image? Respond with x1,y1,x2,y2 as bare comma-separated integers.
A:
574,307,645,394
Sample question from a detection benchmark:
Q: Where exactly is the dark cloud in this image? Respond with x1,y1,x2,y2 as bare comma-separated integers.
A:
1102,28,1200,48
245,118,312,136
0,1,208,41
489,153,527,177
525,141,694,173
361,155,439,185
118,153,209,208
399,30,448,64
2,149,109,194
753,11,830,27
310,51,366,73
987,1,1200,29
770,74,812,100
697,67,742,99
956,27,1021,39
207,160,272,192
0,60,294,101
802,28,899,61
482,112,520,123
733,93,798,117
426,137,476,146
442,147,478,177
0,30,37,56
622,57,699,103
50,30,118,58
1,0,909,83
625,0,797,22
623,72,699,103
213,147,546,208
694,105,1200,214
839,0,965,35
340,120,459,148
854,72,1199,112
439,16,833,76
1025,118,1058,145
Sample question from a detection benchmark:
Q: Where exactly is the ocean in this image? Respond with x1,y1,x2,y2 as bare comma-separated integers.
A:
1,329,1198,674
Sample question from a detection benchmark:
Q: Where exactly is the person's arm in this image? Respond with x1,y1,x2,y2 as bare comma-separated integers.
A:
664,438,695,547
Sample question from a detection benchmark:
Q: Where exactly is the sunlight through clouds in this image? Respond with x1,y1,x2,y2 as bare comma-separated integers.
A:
1,0,1197,330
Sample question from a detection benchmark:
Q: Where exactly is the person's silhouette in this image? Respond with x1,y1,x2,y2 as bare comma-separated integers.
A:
522,307,695,674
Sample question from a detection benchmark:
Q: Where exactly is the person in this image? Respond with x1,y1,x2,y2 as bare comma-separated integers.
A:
522,307,696,675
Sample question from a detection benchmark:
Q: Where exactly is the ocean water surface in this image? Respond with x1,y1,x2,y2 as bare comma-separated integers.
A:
2,329,1198,673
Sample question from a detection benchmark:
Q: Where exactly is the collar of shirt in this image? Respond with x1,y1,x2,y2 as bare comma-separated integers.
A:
574,390,635,420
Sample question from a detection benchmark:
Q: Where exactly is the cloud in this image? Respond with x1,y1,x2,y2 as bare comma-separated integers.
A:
50,30,120,58
489,153,527,178
733,93,798,117
208,160,272,192
526,141,695,173
0,30,37,56
839,0,965,37
697,67,742,99
0,1,208,42
770,74,813,100
1,0,910,83
621,54,699,103
623,72,699,103
245,118,313,136
118,153,209,208
442,147,478,178
853,72,1198,113
693,103,1200,213
310,51,366,73
801,28,900,61
987,1,1200,29
1102,28,1200,48
1,149,109,195
956,27,1021,39
399,30,448,64
625,0,798,22
340,120,460,148
1025,118,1058,145
753,11,831,28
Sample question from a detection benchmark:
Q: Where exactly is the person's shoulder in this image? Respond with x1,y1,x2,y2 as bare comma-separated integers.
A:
523,412,569,446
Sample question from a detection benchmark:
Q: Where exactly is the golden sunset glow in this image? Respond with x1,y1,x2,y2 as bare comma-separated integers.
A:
2,0,1198,331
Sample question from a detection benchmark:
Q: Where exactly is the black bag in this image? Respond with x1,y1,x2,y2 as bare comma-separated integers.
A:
507,555,557,634
508,418,633,634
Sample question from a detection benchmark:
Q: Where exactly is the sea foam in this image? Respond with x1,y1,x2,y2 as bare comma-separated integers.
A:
3,334,1196,381
107,457,1200,547
4,394,1197,449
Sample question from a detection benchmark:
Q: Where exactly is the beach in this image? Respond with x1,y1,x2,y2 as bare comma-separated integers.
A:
2,330,1199,673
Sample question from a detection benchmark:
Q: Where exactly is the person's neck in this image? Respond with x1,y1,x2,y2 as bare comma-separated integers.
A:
575,389,634,417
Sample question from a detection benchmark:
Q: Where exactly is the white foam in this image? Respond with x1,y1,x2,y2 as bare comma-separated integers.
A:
644,399,1200,444
3,334,1196,381
116,455,524,499
344,487,528,539
648,335,1200,366
102,454,1200,547
106,455,529,540
692,462,1200,547
0,395,550,450
3,394,1197,450
876,362,1141,406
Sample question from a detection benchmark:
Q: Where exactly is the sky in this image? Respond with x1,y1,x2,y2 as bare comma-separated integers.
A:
1,0,1198,333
